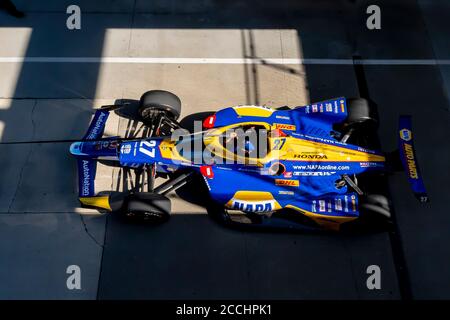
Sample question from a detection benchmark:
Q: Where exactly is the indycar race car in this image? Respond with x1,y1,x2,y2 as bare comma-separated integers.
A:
70,90,428,232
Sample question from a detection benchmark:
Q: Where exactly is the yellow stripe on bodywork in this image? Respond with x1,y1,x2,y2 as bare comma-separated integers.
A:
231,191,276,201
159,139,191,162
285,204,357,231
233,106,274,117
226,191,282,210
79,196,111,211
279,137,385,162
225,192,355,230
204,123,385,165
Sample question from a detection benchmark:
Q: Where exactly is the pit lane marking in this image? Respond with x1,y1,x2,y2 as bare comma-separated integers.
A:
0,57,449,65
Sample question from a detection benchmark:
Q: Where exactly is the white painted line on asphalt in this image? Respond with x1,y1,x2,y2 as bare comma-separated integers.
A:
0,57,303,64
0,57,449,65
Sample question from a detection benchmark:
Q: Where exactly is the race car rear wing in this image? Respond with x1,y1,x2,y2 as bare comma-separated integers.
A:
398,115,429,203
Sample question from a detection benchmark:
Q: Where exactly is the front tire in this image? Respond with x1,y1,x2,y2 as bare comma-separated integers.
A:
125,192,171,223
139,90,182,121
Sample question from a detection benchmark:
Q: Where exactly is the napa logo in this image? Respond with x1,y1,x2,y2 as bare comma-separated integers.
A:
403,143,418,179
400,128,412,142
230,200,274,212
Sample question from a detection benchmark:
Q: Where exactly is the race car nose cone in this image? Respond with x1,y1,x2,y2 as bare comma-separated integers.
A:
70,142,85,156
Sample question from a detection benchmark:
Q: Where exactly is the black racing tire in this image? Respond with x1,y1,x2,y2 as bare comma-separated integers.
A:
342,194,393,232
206,200,232,225
125,192,171,223
139,90,182,120
360,194,391,219
206,203,322,232
345,98,378,129
339,98,379,149
385,150,404,172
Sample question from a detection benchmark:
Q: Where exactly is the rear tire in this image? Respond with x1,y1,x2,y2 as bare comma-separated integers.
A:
360,194,391,219
125,192,171,223
139,90,182,120
340,98,379,149
342,194,393,232
345,98,378,129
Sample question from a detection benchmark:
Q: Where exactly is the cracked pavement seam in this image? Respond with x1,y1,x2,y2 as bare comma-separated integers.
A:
80,214,105,248
7,99,37,213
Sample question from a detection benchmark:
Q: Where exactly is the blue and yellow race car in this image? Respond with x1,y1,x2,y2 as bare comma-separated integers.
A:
70,90,428,232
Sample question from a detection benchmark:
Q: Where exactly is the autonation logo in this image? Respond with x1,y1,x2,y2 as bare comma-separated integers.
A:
86,112,106,139
81,160,91,196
